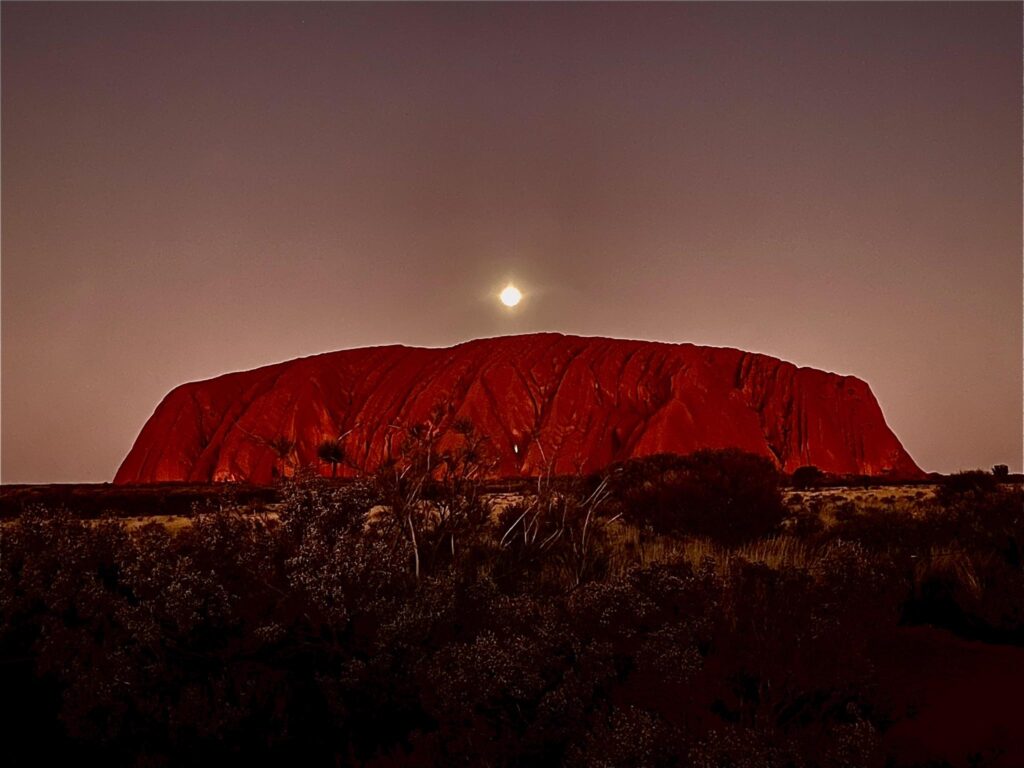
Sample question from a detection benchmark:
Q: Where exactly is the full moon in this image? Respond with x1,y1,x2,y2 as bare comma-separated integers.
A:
499,285,522,307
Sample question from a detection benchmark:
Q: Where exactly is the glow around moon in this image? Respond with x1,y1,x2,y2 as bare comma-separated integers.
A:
499,285,523,307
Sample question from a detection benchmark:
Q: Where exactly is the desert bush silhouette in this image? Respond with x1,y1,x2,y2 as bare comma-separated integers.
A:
600,449,787,545
316,438,346,477
791,465,824,489
3,446,1022,765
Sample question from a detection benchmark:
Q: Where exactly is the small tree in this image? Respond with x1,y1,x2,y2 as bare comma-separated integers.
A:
317,438,345,478
267,435,296,479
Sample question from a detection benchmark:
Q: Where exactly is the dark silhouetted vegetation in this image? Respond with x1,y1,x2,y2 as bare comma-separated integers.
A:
600,450,787,545
317,438,346,477
936,469,1000,505
2,442,1022,766
268,435,297,478
791,465,824,489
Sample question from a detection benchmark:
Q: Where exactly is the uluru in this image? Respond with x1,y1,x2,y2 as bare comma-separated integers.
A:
115,333,922,483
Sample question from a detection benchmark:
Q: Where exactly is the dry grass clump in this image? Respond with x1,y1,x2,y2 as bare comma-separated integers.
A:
673,535,873,581
604,522,887,586
784,485,938,529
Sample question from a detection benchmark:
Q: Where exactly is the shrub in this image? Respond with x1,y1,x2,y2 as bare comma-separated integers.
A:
493,476,615,591
936,470,999,505
601,450,787,546
316,438,345,477
791,465,824,490
7,448,1015,765
566,706,683,768
944,484,1023,567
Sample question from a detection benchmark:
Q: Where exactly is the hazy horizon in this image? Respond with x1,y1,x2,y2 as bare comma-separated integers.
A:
3,2,1021,482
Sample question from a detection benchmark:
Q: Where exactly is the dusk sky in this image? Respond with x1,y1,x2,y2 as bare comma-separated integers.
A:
2,1,1021,483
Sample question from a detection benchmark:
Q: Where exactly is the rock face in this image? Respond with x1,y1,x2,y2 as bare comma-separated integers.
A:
115,333,922,483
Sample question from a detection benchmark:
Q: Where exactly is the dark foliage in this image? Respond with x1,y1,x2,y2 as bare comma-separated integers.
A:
823,482,1024,643
0,482,279,519
317,439,346,477
2,451,1022,766
791,465,825,490
936,470,999,505
601,450,787,545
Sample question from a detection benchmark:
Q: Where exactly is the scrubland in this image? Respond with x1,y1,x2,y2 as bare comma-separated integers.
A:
1,445,1021,767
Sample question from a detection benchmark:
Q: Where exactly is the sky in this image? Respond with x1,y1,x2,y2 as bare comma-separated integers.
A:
2,1,1021,483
